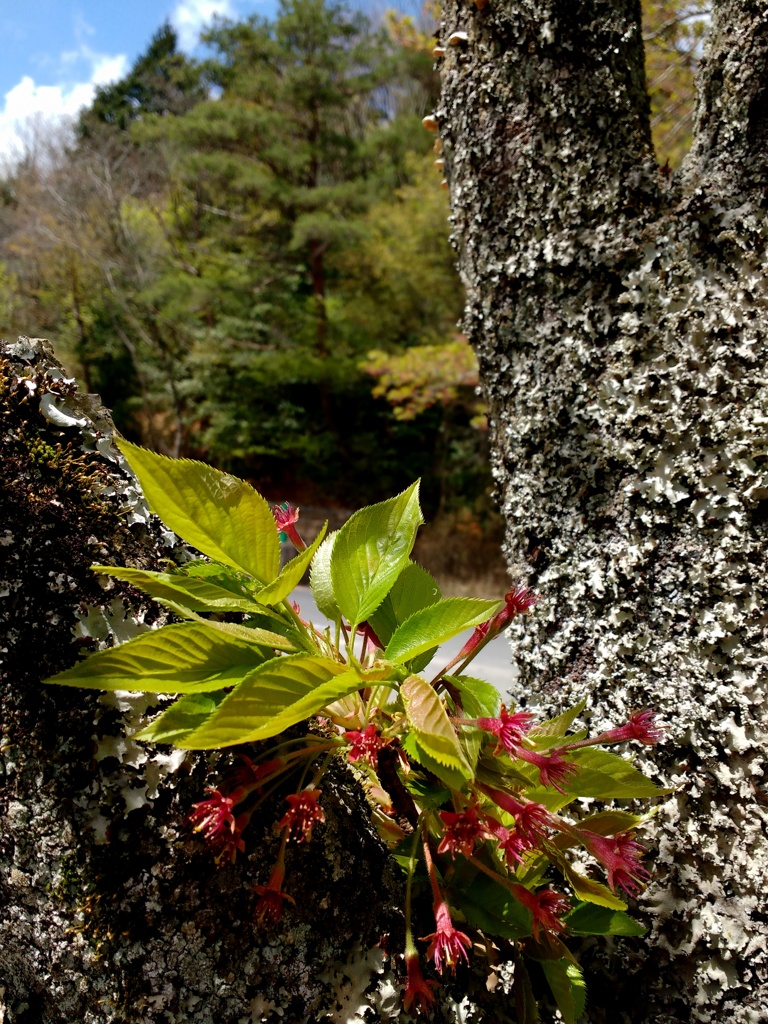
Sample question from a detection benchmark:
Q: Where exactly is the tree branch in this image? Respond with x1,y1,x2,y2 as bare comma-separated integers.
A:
684,0,768,194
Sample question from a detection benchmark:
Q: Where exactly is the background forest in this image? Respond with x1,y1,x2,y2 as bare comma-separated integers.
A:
0,0,708,581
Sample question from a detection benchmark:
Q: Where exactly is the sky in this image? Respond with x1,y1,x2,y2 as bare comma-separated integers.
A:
0,0,278,163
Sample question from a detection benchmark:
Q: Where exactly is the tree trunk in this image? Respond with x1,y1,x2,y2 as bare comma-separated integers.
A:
438,1,768,1021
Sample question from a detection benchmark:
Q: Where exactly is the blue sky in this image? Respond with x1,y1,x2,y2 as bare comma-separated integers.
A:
0,0,277,162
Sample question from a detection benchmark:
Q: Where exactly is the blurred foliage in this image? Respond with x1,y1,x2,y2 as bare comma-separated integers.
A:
643,0,710,168
364,335,484,427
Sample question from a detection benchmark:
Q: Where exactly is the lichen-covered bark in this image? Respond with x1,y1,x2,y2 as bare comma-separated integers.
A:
1,339,412,1023
437,1,768,1021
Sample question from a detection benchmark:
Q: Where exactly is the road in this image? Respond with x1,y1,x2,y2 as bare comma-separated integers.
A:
292,585,518,702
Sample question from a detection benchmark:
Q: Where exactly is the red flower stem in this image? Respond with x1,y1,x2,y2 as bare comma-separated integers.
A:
404,814,427,956
421,829,444,908
431,621,501,685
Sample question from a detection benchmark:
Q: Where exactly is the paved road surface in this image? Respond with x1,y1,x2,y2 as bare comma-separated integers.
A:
292,585,518,702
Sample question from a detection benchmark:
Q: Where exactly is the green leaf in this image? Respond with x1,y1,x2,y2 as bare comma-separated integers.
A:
560,861,627,911
446,677,499,772
91,565,264,614
563,747,666,800
45,621,269,693
511,746,665,809
385,597,500,665
176,560,253,591
178,655,360,749
540,959,587,1024
154,607,297,652
257,523,327,605
553,810,646,851
137,691,227,744
403,774,451,809
451,870,532,940
565,903,646,937
330,482,423,628
528,699,587,742
117,439,280,583
368,562,441,646
309,530,341,621
400,733,471,791
450,675,501,719
401,674,472,779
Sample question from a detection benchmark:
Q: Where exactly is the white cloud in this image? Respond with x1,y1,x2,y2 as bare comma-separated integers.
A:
172,0,235,52
0,48,128,165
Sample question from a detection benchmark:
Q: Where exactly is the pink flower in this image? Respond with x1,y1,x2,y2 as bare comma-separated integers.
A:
476,704,535,755
579,831,650,896
403,951,437,1014
421,900,472,974
346,724,390,769
492,824,535,866
278,787,325,842
512,885,570,940
490,582,539,631
189,788,236,841
437,805,490,860
598,710,664,746
211,812,249,865
227,755,284,793
272,502,305,550
513,747,577,794
254,860,295,926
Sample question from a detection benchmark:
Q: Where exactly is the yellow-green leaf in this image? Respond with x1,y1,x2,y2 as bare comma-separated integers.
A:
178,654,359,749
117,439,280,582
91,565,264,614
44,621,268,693
330,481,423,628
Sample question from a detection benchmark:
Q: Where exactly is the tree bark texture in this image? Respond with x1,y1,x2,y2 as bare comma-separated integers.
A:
438,1,767,1021
1,339,413,1024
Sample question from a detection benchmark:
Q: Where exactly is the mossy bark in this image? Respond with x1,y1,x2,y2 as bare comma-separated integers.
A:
437,1,768,1021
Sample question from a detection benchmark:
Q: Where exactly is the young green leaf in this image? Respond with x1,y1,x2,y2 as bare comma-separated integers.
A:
511,746,666,808
385,597,500,665
368,562,441,646
257,523,327,605
451,870,533,940
45,621,269,693
564,747,667,800
540,959,587,1024
528,699,587,742
448,675,501,719
330,481,423,628
136,691,227,744
400,733,472,791
90,565,265,614
309,530,341,621
564,903,646,937
116,439,280,583
177,655,360,749
401,674,472,779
